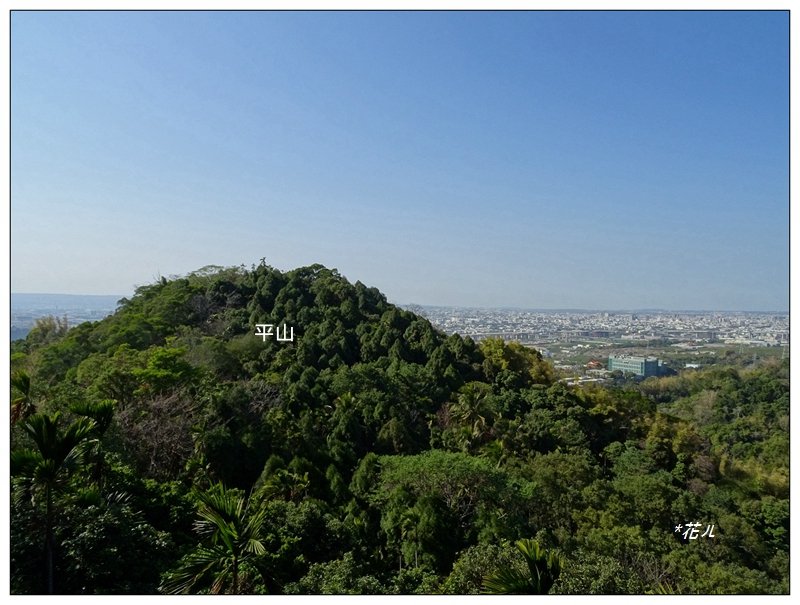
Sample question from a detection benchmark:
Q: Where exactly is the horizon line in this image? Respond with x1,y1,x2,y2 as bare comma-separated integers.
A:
402,303,790,314
10,292,788,315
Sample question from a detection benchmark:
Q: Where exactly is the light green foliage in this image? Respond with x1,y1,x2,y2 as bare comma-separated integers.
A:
31,322,95,385
26,315,70,346
479,338,555,389
76,345,141,407
662,549,780,594
10,265,789,594
132,346,199,396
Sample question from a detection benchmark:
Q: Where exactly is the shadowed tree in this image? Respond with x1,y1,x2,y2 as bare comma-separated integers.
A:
160,483,267,594
482,539,563,595
69,400,114,436
69,400,115,485
11,412,96,594
451,382,490,426
448,381,494,447
11,370,35,424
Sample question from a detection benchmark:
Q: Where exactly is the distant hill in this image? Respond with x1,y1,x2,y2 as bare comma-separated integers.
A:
9,263,788,595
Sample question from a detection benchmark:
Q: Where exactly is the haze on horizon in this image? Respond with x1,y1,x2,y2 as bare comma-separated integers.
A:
9,290,789,316
11,11,789,312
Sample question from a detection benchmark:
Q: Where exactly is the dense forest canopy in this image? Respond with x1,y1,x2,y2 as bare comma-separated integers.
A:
10,262,789,594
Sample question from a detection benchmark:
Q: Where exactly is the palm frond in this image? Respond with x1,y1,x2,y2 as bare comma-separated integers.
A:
160,545,230,594
10,449,43,477
172,483,268,594
10,371,34,423
482,539,563,595
482,566,534,594
70,400,115,435
11,370,31,397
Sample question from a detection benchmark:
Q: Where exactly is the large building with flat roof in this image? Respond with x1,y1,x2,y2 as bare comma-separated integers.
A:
607,355,661,377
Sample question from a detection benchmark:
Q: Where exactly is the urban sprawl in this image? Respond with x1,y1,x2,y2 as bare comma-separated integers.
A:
411,306,789,383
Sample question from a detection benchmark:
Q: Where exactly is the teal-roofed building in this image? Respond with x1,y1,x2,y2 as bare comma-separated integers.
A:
608,355,661,377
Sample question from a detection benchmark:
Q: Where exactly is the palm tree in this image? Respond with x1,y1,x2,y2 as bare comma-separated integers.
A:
69,400,114,435
11,412,96,594
160,483,267,594
11,370,35,424
449,381,494,445
70,400,115,485
482,539,563,595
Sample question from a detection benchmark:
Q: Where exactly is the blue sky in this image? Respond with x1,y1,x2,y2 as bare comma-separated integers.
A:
11,10,789,310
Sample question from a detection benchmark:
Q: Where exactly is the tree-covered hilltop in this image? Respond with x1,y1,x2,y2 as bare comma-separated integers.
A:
10,263,789,594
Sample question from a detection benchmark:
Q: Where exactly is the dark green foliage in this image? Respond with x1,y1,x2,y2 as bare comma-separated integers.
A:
482,539,562,594
284,552,385,594
553,549,645,594
518,449,599,537
193,380,282,489
352,450,538,574
256,498,347,592
160,483,267,594
11,412,97,593
56,492,173,593
11,369,34,424
10,493,45,593
11,412,97,492
442,542,523,594
10,264,789,594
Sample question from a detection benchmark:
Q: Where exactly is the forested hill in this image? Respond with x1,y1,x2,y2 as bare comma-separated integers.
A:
10,263,789,594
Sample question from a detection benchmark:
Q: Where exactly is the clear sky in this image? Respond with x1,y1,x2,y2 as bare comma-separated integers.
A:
10,10,789,311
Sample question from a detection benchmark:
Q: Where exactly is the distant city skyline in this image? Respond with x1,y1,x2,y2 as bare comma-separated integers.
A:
11,11,789,311
9,291,789,315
